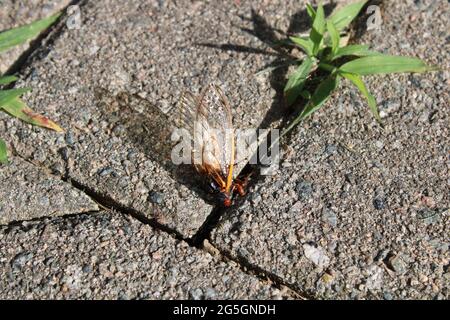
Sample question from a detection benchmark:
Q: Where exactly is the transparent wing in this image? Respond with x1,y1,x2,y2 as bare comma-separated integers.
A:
196,84,235,180
176,84,235,188
176,91,198,134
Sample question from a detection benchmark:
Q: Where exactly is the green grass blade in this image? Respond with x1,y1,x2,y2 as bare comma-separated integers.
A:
310,3,326,55
326,20,340,56
306,3,316,20
284,57,314,106
0,138,7,164
290,36,314,57
340,55,438,75
332,44,380,60
0,75,18,85
329,0,368,31
1,97,64,132
281,75,340,138
300,90,311,100
0,87,30,107
341,72,380,122
0,13,60,53
300,74,340,119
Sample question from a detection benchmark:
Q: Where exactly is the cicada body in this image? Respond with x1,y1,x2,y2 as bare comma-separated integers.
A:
178,84,247,207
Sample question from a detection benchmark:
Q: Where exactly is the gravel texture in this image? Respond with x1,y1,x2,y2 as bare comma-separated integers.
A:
0,210,286,299
212,0,449,299
0,0,70,73
1,0,350,237
0,156,98,224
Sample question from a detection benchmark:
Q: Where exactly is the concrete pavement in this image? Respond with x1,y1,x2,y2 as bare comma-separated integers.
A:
0,0,448,299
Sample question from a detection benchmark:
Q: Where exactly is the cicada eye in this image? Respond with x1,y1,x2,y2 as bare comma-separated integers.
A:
209,181,220,193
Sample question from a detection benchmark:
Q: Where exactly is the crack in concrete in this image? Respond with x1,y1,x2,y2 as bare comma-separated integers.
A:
3,160,306,297
203,240,309,300
8,147,307,298
1,209,101,229
66,176,309,299
66,178,187,240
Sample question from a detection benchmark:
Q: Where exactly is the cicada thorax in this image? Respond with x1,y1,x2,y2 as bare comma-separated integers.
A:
178,84,246,207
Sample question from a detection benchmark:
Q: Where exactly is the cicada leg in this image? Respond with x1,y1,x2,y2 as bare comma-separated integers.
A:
234,171,252,196
234,183,246,197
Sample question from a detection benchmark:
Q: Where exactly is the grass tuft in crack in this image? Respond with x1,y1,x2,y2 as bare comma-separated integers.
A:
0,13,63,164
281,0,438,137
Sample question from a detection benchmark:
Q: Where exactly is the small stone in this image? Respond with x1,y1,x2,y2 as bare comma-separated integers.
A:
366,265,384,290
98,167,113,176
325,144,338,155
11,252,33,270
303,244,330,268
322,208,337,227
295,180,313,199
442,272,450,282
375,141,384,150
59,147,69,161
65,131,75,146
373,197,386,210
204,287,217,299
419,274,429,283
190,288,203,300
89,45,100,55
409,278,419,286
387,255,407,274
50,162,64,175
381,99,400,114
82,264,92,273
32,149,47,162
383,292,393,300
321,272,334,284
417,208,441,225
251,193,262,205
148,191,164,204
39,196,50,206
344,173,356,185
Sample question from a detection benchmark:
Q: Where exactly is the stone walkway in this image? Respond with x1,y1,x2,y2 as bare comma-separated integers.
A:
0,0,448,299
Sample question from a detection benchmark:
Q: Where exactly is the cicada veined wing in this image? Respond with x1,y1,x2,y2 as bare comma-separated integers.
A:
177,84,247,206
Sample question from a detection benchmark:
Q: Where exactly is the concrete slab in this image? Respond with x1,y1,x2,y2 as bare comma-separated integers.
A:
0,156,98,224
1,0,348,237
0,0,70,73
211,1,449,299
0,210,288,299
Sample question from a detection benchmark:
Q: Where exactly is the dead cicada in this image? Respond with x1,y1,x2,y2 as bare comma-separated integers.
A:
177,84,249,207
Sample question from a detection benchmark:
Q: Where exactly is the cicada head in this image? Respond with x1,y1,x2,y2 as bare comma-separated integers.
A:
222,196,232,207
218,190,232,207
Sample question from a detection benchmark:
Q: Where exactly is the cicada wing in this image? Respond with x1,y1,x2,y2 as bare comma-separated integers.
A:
177,90,224,186
176,91,198,135
175,85,235,191
197,84,235,182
